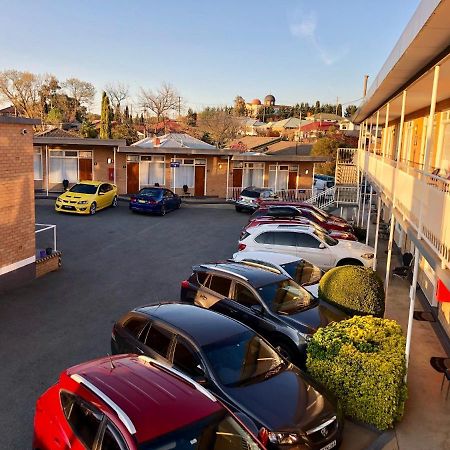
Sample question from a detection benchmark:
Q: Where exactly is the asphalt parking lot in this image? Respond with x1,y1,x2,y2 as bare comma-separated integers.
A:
0,199,248,449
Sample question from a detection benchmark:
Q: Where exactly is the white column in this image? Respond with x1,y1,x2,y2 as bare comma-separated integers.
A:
385,212,396,296
383,103,390,160
373,194,382,270
365,185,373,245
361,177,367,228
226,156,230,200
53,225,57,252
374,111,380,154
46,145,49,196
113,147,117,185
405,247,420,379
395,90,407,163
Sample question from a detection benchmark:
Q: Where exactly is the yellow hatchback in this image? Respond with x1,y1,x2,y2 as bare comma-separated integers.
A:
55,181,118,215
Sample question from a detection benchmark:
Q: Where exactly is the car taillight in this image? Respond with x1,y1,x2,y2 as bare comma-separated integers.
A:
130,197,136,202
181,280,190,289
147,199,156,204
238,243,246,251
258,427,269,446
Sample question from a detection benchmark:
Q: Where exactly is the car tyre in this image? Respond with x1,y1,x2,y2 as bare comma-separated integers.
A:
111,196,118,207
89,202,97,215
176,201,181,209
235,206,242,213
161,205,166,216
336,258,364,267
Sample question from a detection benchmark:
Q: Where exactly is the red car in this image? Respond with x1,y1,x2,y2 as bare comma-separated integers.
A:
243,215,357,241
33,354,266,450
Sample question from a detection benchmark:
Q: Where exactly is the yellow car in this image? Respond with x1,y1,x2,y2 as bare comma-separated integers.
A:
55,181,118,215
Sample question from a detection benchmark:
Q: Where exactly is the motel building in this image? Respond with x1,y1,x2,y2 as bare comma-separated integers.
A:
33,131,326,199
353,0,450,341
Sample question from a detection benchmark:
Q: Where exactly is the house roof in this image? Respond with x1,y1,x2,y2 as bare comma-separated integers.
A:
270,117,309,130
132,132,215,150
300,121,337,132
33,137,126,147
265,142,313,156
0,105,17,115
310,113,343,122
35,127,80,138
228,136,281,151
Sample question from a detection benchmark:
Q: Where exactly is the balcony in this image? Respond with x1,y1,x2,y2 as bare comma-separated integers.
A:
358,149,450,268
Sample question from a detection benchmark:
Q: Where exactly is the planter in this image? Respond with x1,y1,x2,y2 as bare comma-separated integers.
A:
35,251,62,278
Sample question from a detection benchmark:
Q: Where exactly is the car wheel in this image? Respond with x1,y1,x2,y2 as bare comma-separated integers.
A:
176,201,181,209
336,258,364,267
161,205,166,216
235,206,242,213
89,202,97,215
111,196,118,207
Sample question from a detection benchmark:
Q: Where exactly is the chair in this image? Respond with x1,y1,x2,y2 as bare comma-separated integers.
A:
430,357,450,399
182,184,191,197
393,252,414,279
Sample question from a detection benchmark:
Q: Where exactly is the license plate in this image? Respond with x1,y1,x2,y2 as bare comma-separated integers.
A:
138,200,146,204
62,205,75,210
321,440,336,450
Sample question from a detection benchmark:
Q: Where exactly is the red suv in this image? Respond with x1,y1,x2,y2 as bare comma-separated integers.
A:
33,354,266,450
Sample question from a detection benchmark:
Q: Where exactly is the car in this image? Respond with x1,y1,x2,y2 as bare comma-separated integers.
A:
243,208,357,242
129,187,181,215
180,262,347,363
238,224,375,270
112,303,343,450
55,181,118,215
231,250,323,297
235,187,278,213
33,353,266,450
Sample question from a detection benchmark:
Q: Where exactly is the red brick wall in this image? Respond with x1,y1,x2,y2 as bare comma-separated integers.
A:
0,123,36,271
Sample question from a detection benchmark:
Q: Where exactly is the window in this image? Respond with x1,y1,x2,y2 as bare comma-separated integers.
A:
172,159,195,188
140,155,165,186
61,392,103,448
281,260,322,286
268,165,289,191
173,339,204,377
70,183,98,194
145,324,173,357
100,423,127,450
233,283,259,307
49,150,78,183
208,275,231,297
272,232,298,246
164,190,174,198
99,184,111,193
196,272,208,285
34,147,43,180
124,316,148,338
127,155,139,162
296,233,320,248
255,232,275,244
243,163,264,188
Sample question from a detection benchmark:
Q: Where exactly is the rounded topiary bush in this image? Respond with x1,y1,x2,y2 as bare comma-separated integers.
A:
319,265,385,317
306,316,407,430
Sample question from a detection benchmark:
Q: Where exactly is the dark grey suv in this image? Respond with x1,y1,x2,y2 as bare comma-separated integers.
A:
235,187,278,213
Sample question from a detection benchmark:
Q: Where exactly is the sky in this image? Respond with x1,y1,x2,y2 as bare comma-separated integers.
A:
0,0,421,114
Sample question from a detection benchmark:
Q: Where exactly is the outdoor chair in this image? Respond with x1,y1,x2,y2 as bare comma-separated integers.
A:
430,357,450,400
393,252,414,279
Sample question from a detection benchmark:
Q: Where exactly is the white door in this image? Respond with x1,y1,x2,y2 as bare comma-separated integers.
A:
295,233,334,270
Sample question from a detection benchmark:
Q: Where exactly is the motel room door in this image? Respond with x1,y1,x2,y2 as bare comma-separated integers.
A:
79,155,93,181
194,166,206,196
233,168,243,188
127,162,139,194
288,169,298,190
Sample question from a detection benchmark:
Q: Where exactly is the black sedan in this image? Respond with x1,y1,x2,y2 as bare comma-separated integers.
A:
129,187,181,215
111,303,342,450
180,262,347,365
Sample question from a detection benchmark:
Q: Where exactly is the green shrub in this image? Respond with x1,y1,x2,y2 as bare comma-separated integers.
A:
319,265,385,317
306,316,407,430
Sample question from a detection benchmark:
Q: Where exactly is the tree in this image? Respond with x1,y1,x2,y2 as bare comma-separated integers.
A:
63,78,95,121
314,100,321,114
80,119,98,138
139,82,180,122
186,108,197,127
311,134,350,175
197,107,240,148
46,108,63,125
100,91,112,139
337,103,343,117
344,105,358,118
233,95,247,116
105,82,129,109
112,123,138,145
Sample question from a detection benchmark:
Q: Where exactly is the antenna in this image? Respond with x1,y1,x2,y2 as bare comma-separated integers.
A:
107,353,116,370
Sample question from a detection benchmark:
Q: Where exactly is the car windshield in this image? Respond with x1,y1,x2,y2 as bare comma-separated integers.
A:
281,261,322,286
139,188,162,198
139,410,261,450
258,278,316,315
69,184,98,194
304,208,326,223
314,229,338,246
241,189,260,198
203,330,284,387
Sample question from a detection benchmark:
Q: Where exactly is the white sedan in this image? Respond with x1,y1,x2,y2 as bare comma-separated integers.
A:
238,224,375,271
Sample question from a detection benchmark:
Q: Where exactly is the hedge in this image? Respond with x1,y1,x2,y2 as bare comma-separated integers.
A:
306,316,407,430
319,265,385,317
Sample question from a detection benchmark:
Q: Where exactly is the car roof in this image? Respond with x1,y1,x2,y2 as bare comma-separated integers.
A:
247,223,315,234
66,354,222,444
241,186,271,193
135,303,252,347
194,261,289,287
233,251,301,265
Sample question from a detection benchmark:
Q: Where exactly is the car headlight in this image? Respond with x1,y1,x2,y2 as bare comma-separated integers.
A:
78,200,89,204
268,432,301,445
361,253,374,259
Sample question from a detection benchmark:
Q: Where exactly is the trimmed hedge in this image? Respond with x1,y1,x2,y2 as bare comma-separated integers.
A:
319,265,385,317
306,316,407,430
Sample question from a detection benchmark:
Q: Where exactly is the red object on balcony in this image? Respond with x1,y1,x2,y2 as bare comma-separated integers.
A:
436,279,450,302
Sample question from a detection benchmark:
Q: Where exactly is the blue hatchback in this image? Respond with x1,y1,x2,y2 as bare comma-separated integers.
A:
129,187,181,215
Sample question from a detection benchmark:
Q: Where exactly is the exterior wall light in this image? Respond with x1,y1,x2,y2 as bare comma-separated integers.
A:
107,158,113,164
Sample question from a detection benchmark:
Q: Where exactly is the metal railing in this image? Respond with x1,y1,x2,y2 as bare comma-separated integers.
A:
305,186,336,209
275,189,313,202
35,223,57,259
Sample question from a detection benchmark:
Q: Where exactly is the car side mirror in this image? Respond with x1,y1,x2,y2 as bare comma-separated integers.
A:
250,304,264,315
319,243,326,249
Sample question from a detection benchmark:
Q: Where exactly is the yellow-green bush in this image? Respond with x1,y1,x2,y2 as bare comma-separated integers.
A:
306,316,407,430
319,265,385,317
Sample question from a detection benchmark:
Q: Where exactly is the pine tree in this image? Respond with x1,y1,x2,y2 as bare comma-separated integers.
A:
186,108,197,127
337,104,343,117
100,91,112,139
124,105,130,122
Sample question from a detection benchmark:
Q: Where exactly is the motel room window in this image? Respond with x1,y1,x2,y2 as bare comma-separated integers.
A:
243,162,264,188
268,165,289,191
140,155,165,186
34,147,43,180
49,150,78,183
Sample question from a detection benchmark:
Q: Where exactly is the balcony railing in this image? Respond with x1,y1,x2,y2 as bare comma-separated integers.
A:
226,188,313,202
358,149,450,268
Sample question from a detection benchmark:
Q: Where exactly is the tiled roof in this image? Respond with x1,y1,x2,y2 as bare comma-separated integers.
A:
265,141,313,156
300,121,337,132
132,132,215,149
35,127,80,138
228,136,281,150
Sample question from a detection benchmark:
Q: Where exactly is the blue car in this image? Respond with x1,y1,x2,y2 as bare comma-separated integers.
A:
129,187,181,215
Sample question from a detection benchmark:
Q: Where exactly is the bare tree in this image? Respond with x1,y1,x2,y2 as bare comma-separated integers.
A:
63,78,95,107
139,82,181,123
105,82,129,108
198,107,240,148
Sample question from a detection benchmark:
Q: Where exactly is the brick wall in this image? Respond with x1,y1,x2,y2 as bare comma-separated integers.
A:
0,122,36,273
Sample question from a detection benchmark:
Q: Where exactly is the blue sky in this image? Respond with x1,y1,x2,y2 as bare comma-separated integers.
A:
0,0,420,113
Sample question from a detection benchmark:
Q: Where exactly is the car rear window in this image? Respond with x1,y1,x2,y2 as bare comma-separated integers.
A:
139,188,162,198
145,324,173,357
124,316,148,338
241,189,260,198
281,261,322,286
69,184,97,194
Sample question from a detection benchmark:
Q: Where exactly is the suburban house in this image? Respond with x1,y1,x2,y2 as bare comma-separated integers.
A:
297,121,337,141
354,0,450,339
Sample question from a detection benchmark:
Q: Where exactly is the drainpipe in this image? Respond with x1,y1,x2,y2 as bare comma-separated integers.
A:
46,145,49,197
113,147,117,185
226,156,230,200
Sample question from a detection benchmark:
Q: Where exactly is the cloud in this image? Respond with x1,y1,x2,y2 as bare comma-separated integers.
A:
289,9,348,66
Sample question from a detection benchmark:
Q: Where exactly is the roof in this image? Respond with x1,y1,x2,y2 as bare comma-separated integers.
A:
0,115,40,125
67,354,221,444
35,127,79,138
310,113,342,122
33,136,126,147
0,105,17,115
228,136,281,151
231,154,328,163
300,121,337,132
265,142,312,156
270,118,309,130
136,303,250,347
353,0,450,123
133,133,215,150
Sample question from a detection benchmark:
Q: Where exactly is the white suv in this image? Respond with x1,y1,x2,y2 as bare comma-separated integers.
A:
238,224,375,270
